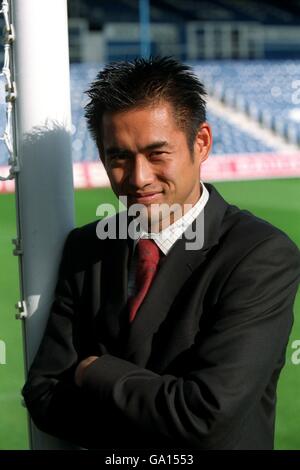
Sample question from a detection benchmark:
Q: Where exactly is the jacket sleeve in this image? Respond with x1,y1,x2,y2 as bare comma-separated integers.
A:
79,233,300,449
22,228,120,448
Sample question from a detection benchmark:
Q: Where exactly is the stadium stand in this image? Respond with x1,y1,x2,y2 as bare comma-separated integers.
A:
1,2,300,192
196,60,300,145
69,61,277,164
68,0,300,25
0,60,293,166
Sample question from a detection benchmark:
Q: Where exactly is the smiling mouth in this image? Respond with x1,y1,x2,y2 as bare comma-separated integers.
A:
129,192,163,204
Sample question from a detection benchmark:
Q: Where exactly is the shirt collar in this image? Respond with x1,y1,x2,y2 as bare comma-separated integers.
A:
132,181,209,255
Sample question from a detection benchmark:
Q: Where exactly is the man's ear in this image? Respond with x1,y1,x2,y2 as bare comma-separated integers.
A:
193,123,212,164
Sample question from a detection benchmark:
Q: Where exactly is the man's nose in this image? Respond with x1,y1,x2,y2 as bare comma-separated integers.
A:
128,154,155,188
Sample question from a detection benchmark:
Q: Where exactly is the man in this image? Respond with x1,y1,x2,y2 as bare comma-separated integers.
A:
23,57,300,450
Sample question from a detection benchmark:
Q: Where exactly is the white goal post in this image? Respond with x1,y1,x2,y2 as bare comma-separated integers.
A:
10,0,76,449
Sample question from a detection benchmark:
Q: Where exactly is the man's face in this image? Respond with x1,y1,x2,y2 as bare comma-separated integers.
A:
101,101,211,231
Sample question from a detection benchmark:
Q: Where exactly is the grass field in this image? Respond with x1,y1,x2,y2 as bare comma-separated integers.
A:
0,179,299,449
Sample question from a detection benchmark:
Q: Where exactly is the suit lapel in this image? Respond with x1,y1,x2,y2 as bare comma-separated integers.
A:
98,213,133,353
121,183,229,360
122,237,209,360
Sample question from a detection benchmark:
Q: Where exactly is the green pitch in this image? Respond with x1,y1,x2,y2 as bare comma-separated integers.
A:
0,179,299,449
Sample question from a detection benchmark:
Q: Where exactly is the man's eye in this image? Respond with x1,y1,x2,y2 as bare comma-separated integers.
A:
111,154,127,160
150,151,165,157
107,155,128,168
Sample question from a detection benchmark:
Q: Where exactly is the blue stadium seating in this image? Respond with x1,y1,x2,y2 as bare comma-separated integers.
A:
2,60,289,166
69,62,276,162
194,60,300,145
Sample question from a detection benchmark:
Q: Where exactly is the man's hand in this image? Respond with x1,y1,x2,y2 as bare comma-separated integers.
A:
74,356,99,387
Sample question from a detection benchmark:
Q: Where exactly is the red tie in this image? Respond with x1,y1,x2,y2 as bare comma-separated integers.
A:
128,239,161,323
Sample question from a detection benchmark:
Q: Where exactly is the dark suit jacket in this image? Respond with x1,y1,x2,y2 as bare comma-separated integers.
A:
22,183,300,450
